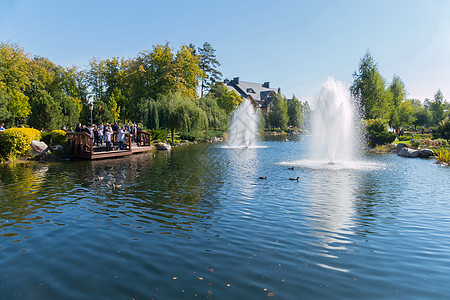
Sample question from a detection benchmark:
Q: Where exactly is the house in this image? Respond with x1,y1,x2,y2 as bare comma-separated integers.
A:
224,77,280,113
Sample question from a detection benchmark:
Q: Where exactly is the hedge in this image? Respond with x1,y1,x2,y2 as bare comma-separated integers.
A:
0,128,42,159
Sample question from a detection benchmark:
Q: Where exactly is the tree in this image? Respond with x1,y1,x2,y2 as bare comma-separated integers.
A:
269,93,288,130
198,42,222,97
198,95,228,130
429,89,446,125
287,95,302,128
388,75,407,128
160,92,207,142
350,50,391,120
175,45,204,99
209,83,242,114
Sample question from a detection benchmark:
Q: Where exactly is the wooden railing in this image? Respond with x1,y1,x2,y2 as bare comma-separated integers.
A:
67,130,151,159
67,132,94,159
137,130,152,146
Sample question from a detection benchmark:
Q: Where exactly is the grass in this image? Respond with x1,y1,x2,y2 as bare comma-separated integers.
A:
436,148,450,164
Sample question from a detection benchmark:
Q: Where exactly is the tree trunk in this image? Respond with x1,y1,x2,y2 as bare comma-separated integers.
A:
171,129,174,143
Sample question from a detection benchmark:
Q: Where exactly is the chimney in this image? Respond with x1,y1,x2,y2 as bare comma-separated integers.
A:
278,87,281,94
263,82,270,88
224,78,230,84
232,77,239,84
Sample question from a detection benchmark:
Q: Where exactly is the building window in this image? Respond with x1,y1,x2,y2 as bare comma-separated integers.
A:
246,88,255,94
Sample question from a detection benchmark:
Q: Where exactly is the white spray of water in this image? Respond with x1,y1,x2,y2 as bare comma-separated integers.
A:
308,77,360,164
227,99,260,148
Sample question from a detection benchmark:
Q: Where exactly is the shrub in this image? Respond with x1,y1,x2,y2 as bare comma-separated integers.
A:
50,130,67,146
0,128,42,159
41,132,51,145
148,129,167,142
365,119,396,147
179,130,202,142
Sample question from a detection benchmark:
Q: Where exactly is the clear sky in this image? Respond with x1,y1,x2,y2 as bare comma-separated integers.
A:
1,0,450,102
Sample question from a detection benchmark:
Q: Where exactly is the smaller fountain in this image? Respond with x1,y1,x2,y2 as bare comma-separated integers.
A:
227,99,259,148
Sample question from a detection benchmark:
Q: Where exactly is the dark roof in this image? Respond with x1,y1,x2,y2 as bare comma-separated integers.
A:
224,78,279,107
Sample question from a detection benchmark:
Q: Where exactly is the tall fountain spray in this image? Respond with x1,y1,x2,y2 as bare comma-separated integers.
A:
227,99,259,148
308,77,360,164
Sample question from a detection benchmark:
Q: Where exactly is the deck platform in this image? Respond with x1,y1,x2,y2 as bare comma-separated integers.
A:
67,131,153,160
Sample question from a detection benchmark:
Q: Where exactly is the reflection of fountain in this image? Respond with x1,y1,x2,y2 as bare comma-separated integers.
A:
309,77,360,164
227,99,259,148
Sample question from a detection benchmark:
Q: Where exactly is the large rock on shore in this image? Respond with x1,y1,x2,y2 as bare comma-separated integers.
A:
156,143,172,151
31,140,49,156
397,147,435,158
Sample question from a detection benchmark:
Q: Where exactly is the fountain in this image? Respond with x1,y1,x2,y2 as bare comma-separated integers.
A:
308,77,360,164
227,99,259,148
280,77,376,170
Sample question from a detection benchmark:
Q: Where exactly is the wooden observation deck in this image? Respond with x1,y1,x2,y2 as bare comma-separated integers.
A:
67,131,153,160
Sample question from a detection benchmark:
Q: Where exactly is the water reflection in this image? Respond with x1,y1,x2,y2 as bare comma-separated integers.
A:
307,169,356,249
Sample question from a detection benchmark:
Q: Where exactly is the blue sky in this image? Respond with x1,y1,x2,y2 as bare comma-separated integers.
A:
1,0,450,101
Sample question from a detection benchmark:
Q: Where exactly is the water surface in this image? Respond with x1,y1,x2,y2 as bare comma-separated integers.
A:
1,137,449,298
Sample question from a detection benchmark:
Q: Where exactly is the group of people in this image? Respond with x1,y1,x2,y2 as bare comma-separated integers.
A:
74,122,142,151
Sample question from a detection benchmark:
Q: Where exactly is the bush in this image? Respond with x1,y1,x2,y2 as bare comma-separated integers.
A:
148,129,167,142
0,128,42,159
365,119,397,147
50,130,67,146
41,132,51,145
179,130,202,142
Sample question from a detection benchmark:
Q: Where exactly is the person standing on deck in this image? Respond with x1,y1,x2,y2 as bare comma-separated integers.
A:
105,128,112,151
117,126,126,150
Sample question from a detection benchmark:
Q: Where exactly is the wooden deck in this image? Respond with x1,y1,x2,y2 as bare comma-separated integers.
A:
67,131,153,160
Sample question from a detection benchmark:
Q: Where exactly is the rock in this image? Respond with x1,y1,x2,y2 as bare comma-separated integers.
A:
50,144,65,153
31,140,48,156
417,149,435,158
156,143,172,151
396,143,407,151
397,147,435,158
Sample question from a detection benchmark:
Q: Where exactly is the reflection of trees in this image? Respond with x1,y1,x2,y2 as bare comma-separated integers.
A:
0,144,226,241
61,145,226,234
0,163,49,237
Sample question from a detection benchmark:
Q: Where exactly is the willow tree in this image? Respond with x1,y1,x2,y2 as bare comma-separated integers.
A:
160,92,207,142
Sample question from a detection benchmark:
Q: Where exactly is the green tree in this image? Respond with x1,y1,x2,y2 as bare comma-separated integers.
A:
175,45,204,99
198,42,222,98
209,83,242,114
269,93,288,130
160,92,207,142
198,95,228,130
388,75,407,128
287,95,302,128
429,89,446,125
350,50,391,120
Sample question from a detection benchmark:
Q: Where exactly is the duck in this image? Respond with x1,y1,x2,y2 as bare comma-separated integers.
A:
112,184,122,189
258,176,267,179
287,167,294,170
97,176,104,181
289,177,299,181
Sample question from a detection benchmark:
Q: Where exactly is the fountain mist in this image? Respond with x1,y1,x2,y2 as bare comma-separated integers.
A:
308,77,361,164
227,99,259,148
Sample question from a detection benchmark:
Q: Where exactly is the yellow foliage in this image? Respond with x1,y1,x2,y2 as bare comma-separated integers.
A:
0,127,41,159
50,129,67,145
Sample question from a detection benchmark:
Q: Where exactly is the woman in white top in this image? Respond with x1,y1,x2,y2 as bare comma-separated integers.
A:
117,127,126,150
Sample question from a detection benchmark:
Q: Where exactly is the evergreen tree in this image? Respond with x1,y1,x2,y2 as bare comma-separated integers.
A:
269,93,288,130
198,42,222,98
287,95,303,128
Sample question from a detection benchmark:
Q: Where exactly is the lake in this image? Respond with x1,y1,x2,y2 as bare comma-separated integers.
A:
1,136,449,299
